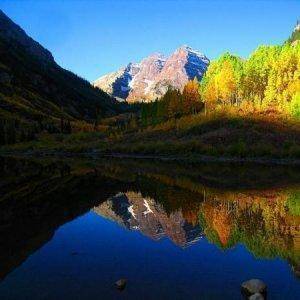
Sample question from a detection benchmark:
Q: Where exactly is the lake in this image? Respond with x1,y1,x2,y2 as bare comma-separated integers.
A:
0,156,300,299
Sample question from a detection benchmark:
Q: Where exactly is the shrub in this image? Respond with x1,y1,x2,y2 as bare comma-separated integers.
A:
289,93,300,119
286,192,300,216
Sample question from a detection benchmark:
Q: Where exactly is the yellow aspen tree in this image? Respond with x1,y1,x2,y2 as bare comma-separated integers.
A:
215,61,237,106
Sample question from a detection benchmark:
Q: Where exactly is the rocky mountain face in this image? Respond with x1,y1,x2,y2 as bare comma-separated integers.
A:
289,21,300,45
93,191,203,248
295,21,300,33
127,53,166,102
93,63,140,101
93,46,209,103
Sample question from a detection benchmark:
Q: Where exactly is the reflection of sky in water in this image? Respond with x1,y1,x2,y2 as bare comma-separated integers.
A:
1,188,300,299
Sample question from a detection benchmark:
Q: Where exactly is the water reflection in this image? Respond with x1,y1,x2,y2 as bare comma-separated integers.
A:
1,155,300,282
94,191,203,247
93,188,300,275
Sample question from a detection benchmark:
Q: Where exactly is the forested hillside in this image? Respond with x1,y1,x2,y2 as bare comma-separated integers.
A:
0,10,125,145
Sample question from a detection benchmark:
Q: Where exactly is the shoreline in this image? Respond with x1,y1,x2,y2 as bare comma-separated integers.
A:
1,150,300,166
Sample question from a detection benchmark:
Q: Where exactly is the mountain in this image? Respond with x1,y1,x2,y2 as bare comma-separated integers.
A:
0,10,125,143
288,21,300,45
127,53,166,102
93,46,209,103
93,63,140,101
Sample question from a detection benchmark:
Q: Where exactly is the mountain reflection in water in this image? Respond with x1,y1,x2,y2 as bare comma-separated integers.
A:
94,191,203,247
93,188,300,273
1,156,300,299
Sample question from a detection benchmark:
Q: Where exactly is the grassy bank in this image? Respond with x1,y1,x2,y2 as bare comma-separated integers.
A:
1,112,300,161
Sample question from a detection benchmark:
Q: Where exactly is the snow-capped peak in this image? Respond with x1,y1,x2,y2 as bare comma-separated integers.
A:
93,45,210,103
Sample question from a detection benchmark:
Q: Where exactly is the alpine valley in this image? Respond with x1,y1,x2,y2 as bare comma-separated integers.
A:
1,3,300,300
0,9,300,163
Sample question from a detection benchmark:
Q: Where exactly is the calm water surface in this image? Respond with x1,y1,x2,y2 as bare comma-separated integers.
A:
0,157,300,299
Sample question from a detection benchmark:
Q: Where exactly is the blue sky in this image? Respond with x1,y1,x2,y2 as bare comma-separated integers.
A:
1,0,299,81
